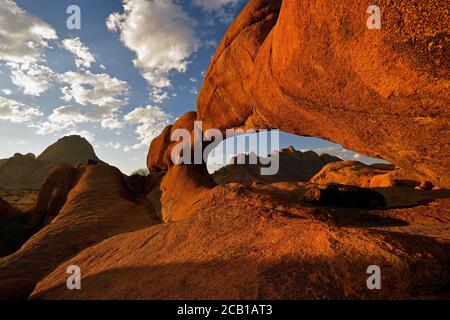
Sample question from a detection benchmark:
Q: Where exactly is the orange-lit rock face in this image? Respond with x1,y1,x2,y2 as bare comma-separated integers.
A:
147,111,218,222
198,0,282,131
31,197,450,300
30,165,79,227
198,0,450,187
147,0,449,225
147,125,173,173
160,165,216,222
147,111,199,173
0,165,159,281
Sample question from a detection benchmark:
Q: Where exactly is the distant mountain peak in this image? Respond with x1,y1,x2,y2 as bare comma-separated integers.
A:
283,146,297,153
0,135,106,189
37,135,104,165
213,149,341,185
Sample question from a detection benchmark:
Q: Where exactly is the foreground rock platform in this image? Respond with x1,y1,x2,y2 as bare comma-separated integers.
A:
31,187,450,300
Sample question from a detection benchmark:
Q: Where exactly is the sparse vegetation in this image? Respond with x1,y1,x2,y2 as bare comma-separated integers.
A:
88,159,98,165
131,168,149,176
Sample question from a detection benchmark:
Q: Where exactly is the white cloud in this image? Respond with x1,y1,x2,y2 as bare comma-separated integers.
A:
314,146,354,160
107,0,199,88
48,105,87,124
313,146,387,165
62,37,96,69
35,121,73,135
0,0,57,64
35,106,87,135
101,116,124,129
0,2,57,97
2,89,12,95
60,71,128,108
35,105,125,136
0,96,42,123
189,77,199,95
150,87,170,103
67,130,95,143
32,71,129,135
7,62,55,96
123,105,171,151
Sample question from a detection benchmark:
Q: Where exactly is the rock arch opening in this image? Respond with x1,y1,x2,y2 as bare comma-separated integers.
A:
207,131,391,186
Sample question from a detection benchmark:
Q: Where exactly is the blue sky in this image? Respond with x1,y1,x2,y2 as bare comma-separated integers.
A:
0,0,385,174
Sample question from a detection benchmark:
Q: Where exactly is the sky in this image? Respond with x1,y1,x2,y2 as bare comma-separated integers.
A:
0,0,386,174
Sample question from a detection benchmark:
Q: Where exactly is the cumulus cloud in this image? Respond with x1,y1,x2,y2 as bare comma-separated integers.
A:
47,105,87,124
2,89,12,96
60,71,128,108
35,121,72,135
0,0,57,64
35,106,87,135
34,112,95,142
123,105,171,151
7,62,55,96
0,96,42,123
62,37,96,69
107,0,199,88
29,70,130,134
56,71,133,132
35,105,125,136
0,1,58,96
101,116,124,129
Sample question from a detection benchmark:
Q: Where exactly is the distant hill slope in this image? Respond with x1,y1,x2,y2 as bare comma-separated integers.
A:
212,147,341,185
0,136,105,189
37,136,104,165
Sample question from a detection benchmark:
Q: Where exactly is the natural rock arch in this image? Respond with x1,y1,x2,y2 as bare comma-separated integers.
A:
146,0,449,225
196,0,449,187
